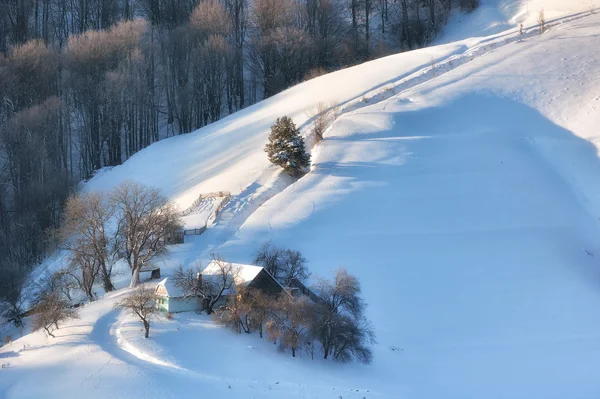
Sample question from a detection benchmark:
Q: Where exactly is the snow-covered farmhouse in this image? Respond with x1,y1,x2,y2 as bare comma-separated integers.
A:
200,260,284,307
155,277,200,313
155,261,284,313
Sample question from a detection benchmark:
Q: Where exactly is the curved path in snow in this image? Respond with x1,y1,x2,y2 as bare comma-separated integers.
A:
91,310,183,371
87,307,387,398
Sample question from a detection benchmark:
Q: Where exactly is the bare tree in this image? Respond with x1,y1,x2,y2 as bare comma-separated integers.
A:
253,241,285,280
275,295,314,357
60,191,117,293
253,242,310,286
311,268,375,363
308,102,329,142
197,34,230,122
331,315,375,363
34,270,75,303
189,0,232,39
64,248,101,301
280,249,311,287
171,262,204,296
173,256,240,314
32,291,78,338
244,288,274,338
111,181,182,288
216,286,277,336
537,8,546,35
216,286,252,333
115,287,159,339
265,318,282,344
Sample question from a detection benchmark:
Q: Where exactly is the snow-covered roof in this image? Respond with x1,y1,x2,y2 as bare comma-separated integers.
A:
201,260,264,286
155,277,185,298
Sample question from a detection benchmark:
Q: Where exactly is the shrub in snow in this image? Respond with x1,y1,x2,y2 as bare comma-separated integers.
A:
264,116,310,177
538,9,546,34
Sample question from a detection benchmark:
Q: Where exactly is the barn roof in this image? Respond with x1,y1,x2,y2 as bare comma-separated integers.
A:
201,260,265,286
155,277,185,298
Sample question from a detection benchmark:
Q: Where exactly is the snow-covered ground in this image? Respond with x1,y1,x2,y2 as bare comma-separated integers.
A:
3,1,600,398
437,0,599,43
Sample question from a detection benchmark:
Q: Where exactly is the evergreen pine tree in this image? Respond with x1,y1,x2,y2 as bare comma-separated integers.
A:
264,116,311,177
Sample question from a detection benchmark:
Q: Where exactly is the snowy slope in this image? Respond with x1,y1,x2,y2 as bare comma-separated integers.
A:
438,0,599,43
87,43,467,208
3,2,600,399
224,15,600,398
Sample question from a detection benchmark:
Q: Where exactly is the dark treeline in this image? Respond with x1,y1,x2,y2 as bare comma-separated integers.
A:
0,0,479,319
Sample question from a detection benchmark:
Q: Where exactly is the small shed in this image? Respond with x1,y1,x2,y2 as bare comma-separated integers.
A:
141,266,161,280
155,277,200,313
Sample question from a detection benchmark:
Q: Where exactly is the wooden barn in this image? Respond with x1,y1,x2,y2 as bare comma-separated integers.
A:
200,260,284,309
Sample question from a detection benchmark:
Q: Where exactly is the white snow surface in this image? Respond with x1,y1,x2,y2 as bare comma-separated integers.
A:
3,2,600,398
437,0,600,43
202,260,264,285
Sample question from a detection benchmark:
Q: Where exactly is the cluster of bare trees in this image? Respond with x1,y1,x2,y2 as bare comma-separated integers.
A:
218,267,375,363
4,181,179,333
60,181,181,296
3,181,178,328
173,247,373,363
253,241,311,286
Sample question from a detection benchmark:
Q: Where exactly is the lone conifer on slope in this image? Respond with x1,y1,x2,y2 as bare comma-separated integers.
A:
265,116,311,177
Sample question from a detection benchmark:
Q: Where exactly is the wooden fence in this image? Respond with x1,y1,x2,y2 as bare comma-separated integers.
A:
208,193,232,223
181,191,232,216
166,223,207,245
184,224,207,236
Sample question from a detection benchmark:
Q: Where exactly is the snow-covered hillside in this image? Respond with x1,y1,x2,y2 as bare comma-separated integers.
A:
3,1,600,398
438,0,599,43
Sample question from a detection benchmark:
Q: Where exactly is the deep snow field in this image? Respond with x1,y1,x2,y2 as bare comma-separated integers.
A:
3,1,600,398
